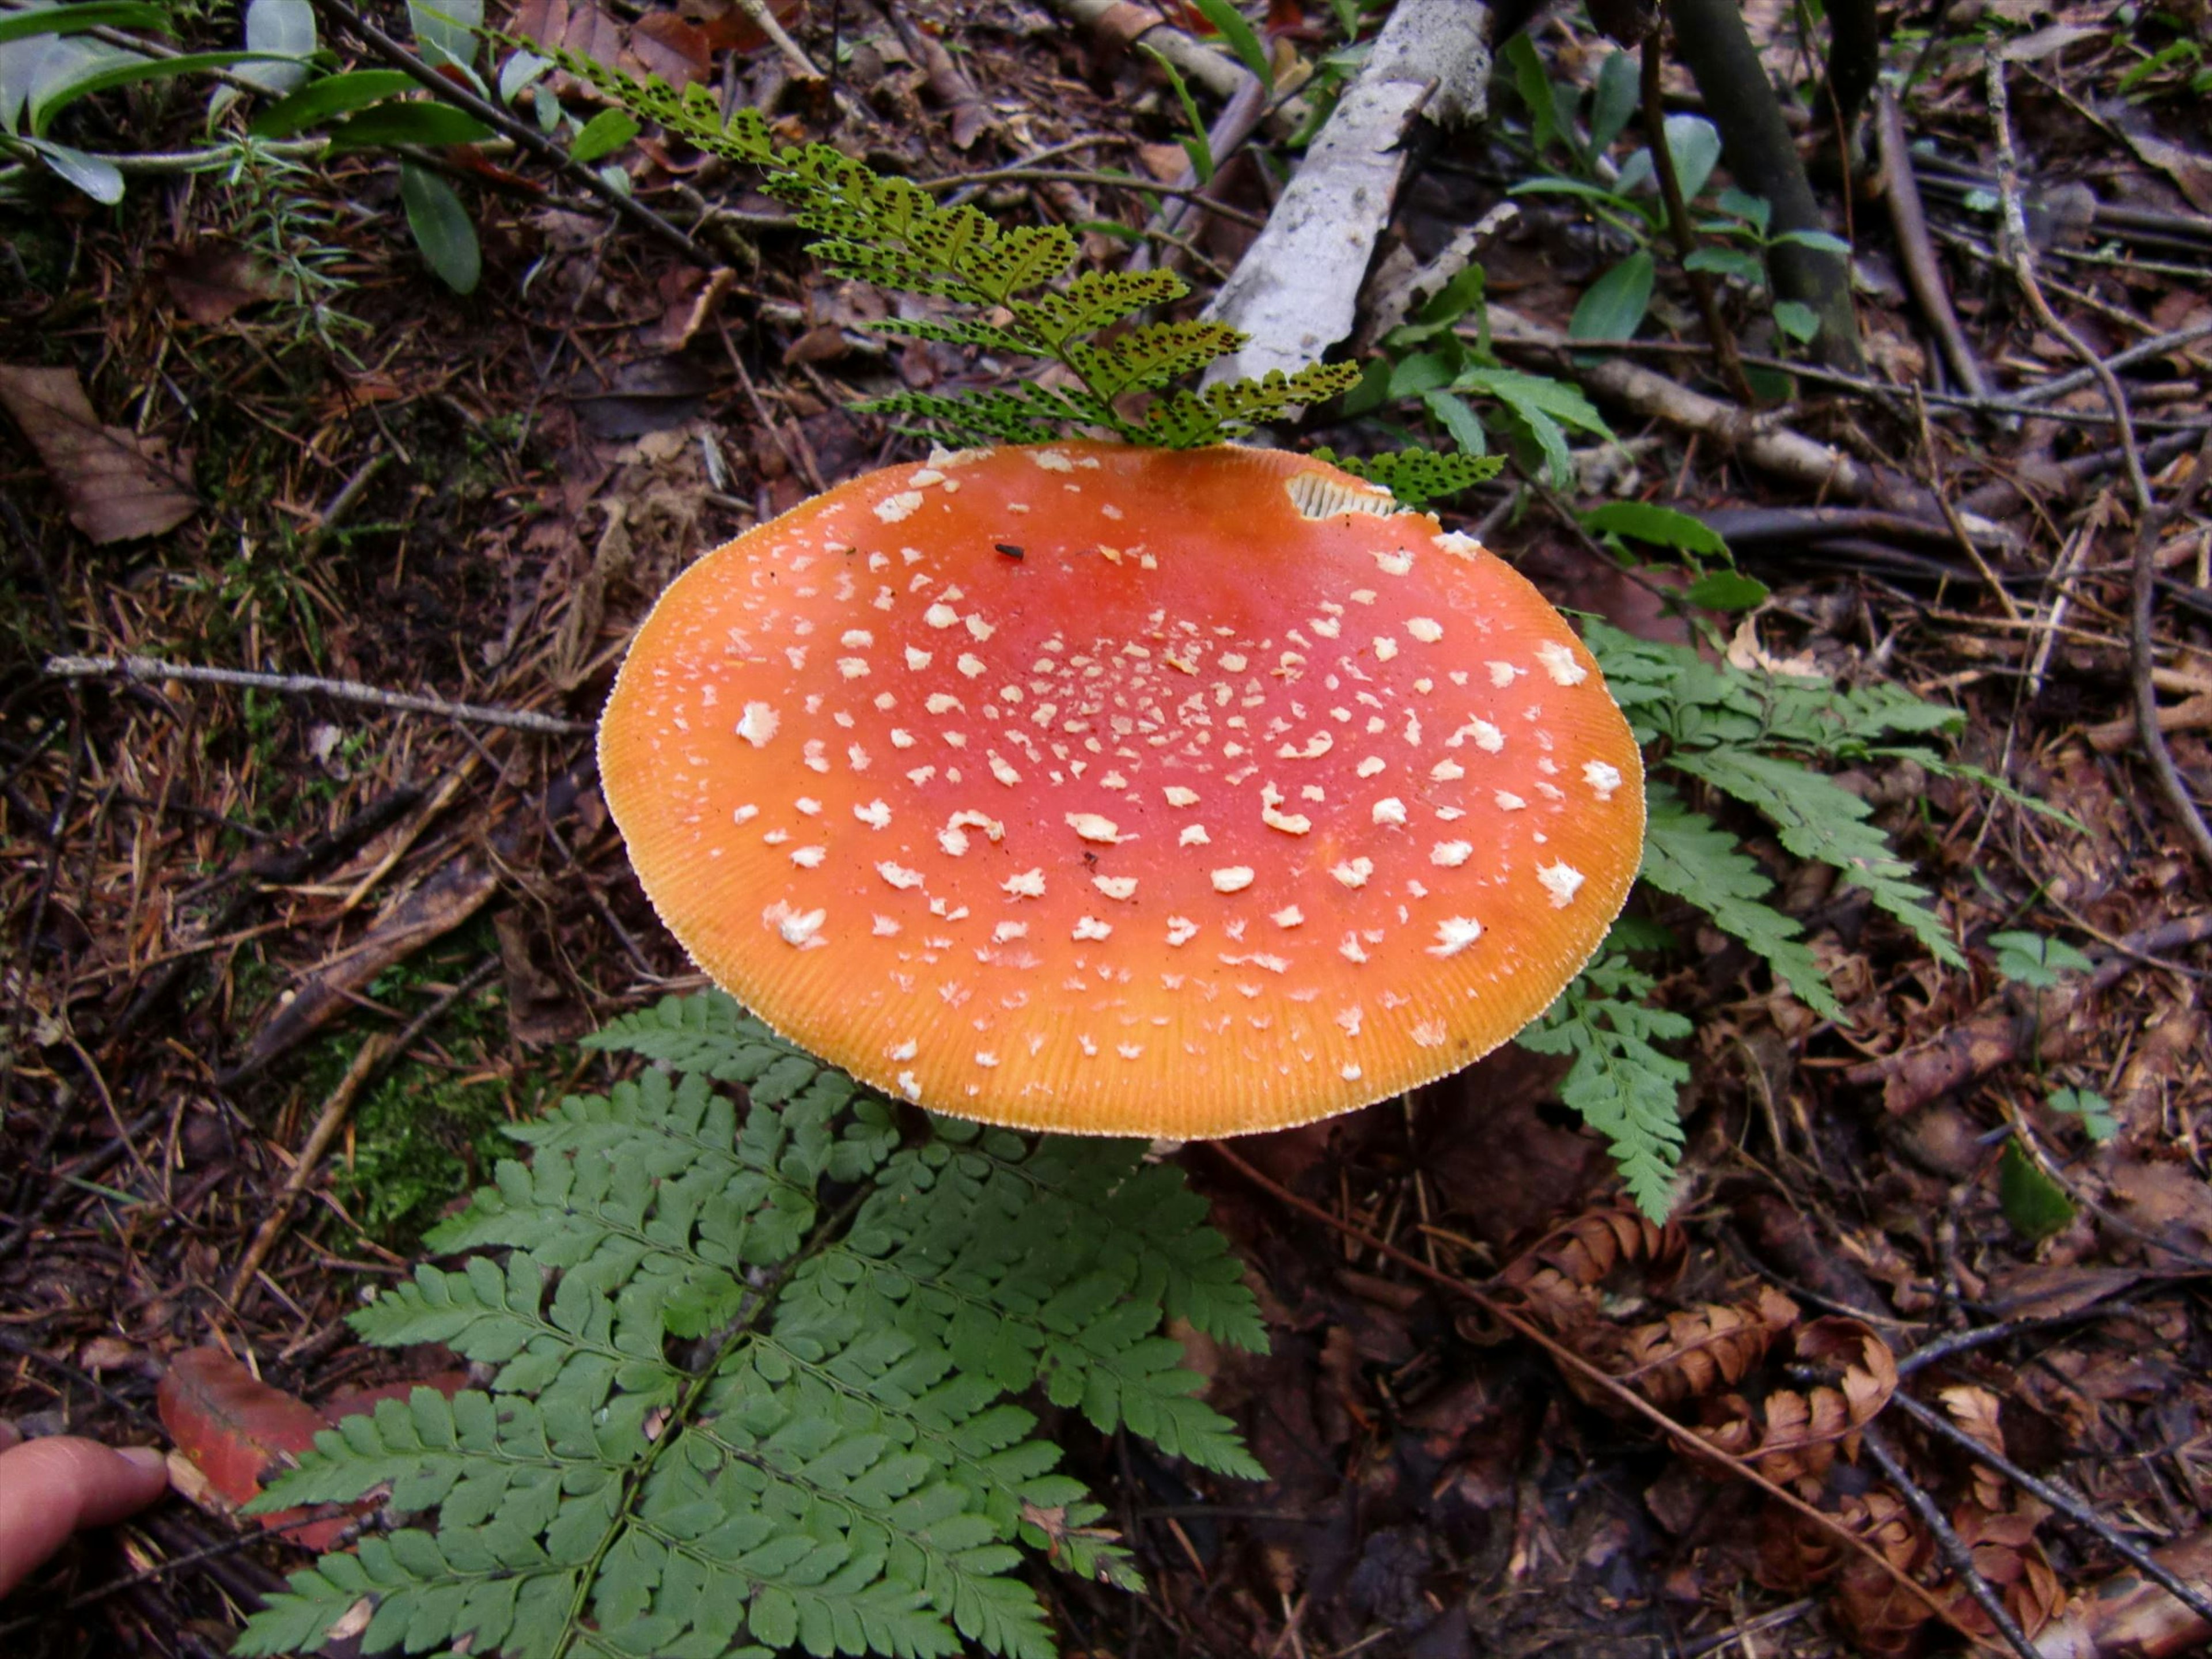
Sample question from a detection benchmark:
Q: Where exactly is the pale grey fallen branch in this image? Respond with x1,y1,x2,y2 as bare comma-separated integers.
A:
1202,0,1492,387
43,655,593,736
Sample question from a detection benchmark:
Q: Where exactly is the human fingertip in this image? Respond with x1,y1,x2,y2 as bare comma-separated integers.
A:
115,1445,168,1476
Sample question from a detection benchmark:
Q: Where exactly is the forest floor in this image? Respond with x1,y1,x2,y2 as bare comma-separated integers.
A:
4,1,2212,1656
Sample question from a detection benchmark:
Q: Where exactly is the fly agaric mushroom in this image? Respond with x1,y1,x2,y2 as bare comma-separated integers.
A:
600,442,1643,1139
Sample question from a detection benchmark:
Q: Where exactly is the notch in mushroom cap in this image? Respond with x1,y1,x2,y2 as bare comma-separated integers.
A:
600,441,1645,1140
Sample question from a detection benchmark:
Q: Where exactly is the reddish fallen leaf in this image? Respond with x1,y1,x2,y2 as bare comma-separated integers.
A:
160,1350,471,1554
0,364,199,544
514,0,624,73
157,1347,329,1510
630,10,713,85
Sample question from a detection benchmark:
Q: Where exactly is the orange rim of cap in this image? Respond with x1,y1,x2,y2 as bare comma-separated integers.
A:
600,442,1646,1139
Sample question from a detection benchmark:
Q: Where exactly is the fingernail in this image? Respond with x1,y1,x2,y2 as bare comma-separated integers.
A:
117,1445,168,1474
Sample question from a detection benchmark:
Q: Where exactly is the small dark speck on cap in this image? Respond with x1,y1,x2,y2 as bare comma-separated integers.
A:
995,543,1025,559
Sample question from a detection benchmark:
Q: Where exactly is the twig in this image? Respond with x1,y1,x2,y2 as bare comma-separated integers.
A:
1679,1599,1819,1659
1986,56,2212,878
731,0,819,77
1861,1424,2043,1659
1888,1389,2212,1627
1130,70,1272,277
308,0,711,268
1206,1145,1973,1644
1912,389,2024,622
1875,85,1996,410
224,955,500,1306
1642,32,1753,406
223,1032,391,1306
1896,1299,2144,1377
2001,319,2212,409
43,656,592,735
937,166,1267,228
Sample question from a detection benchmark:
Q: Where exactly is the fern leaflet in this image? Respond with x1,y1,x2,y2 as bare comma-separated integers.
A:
1311,445,1503,507
237,994,1264,1659
1518,947,1691,1219
1666,747,1963,968
1640,783,1840,1021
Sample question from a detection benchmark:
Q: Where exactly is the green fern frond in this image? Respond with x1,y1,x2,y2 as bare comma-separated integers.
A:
1667,746,1964,968
868,386,1115,448
1641,783,1840,1021
239,994,1260,1659
1584,622,1964,974
1010,271,1189,349
1203,362,1363,422
1518,949,1691,1220
1310,446,1503,508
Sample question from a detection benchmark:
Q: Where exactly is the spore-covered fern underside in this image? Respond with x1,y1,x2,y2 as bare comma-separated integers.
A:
238,994,1265,1659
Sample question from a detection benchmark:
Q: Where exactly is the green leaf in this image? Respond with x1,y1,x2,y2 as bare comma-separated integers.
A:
1317,445,1501,507
1666,745,1964,967
236,0,315,94
1987,929,2093,990
1508,175,1639,208
1457,366,1611,488
1715,185,1770,233
1771,226,1851,256
1683,245,1767,286
1999,1140,2074,1242
1185,0,1271,92
248,67,416,137
1589,48,1639,153
19,133,123,200
1570,251,1654,342
324,100,493,151
1683,569,1770,611
1581,499,1726,558
29,47,302,134
1636,112,1722,200
400,160,480,294
1502,33,1558,153
1419,388,1488,457
407,0,480,70
1772,300,1820,343
1142,44,1212,183
0,2,173,44
569,105,637,162
243,988,1253,1659
2047,1086,2118,1143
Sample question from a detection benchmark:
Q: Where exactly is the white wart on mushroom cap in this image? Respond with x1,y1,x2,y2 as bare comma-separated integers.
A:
600,442,1645,1139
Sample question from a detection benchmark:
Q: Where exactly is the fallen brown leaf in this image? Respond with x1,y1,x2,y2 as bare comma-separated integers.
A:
0,363,198,544
162,244,282,324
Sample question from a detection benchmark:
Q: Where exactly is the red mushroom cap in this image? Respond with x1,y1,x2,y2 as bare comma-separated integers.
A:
600,442,1644,1138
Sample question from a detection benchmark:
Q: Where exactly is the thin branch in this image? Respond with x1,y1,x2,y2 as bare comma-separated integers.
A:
1888,1389,2212,1627
1875,84,1997,410
730,0,819,77
43,655,593,735
1861,1424,2043,1659
1987,55,2212,877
